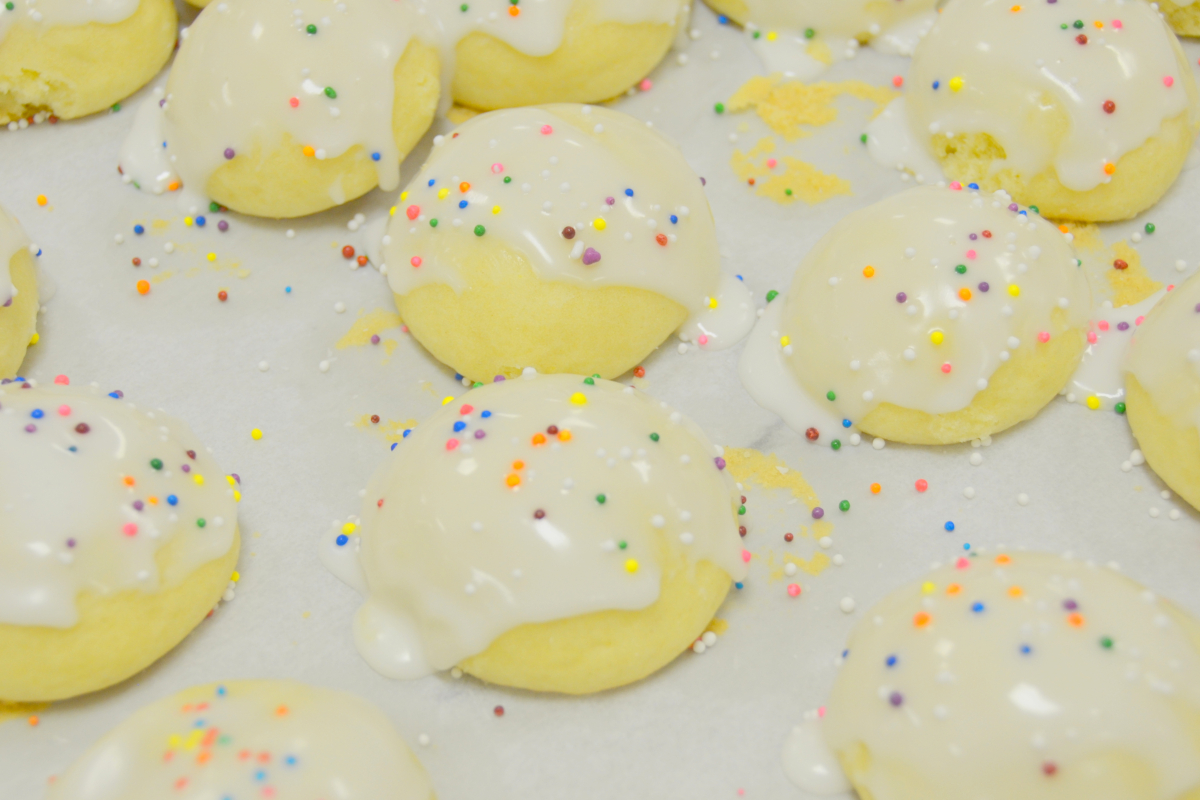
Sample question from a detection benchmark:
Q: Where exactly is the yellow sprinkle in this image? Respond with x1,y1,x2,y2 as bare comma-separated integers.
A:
168,734,182,748
231,571,241,582
35,194,47,206
29,332,38,345
930,330,945,345
389,205,397,216
400,191,409,201
437,188,450,200
949,76,965,92
1086,396,1100,410
707,297,719,309
921,581,937,595
226,475,236,486
342,522,357,535
184,217,194,227
302,145,315,157
780,336,790,347
193,475,205,486
766,30,778,41
442,396,454,406
570,392,588,405
593,218,607,231
233,490,242,502
625,559,639,573
207,252,217,262
492,205,501,215
251,428,263,440
1008,285,1021,297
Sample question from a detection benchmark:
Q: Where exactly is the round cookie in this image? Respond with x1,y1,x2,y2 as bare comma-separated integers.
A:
905,0,1200,222
703,0,938,40
121,0,439,218
0,206,38,379
1125,273,1200,513
820,552,1200,799
739,185,1091,446
383,103,753,384
419,0,686,111
0,382,240,702
1157,0,1200,38
0,0,176,125
46,680,435,800
325,373,748,695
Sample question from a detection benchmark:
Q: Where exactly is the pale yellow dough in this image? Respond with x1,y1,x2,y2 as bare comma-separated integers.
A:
452,0,681,111
0,248,38,379
929,111,1197,223
1126,375,1200,514
1158,1,1200,38
459,544,731,695
0,0,176,124
203,40,440,219
0,529,240,702
394,238,687,384
855,309,1086,445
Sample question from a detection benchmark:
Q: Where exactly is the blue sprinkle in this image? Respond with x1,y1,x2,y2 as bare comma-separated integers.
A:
216,685,227,696
427,178,436,186
842,419,852,428
35,249,41,257
670,214,678,224
285,756,298,766
403,429,412,437
133,224,145,235
390,442,398,450
1020,644,1032,655
30,409,43,419
842,649,849,659
718,14,728,23
336,534,349,546
734,581,744,589
968,183,980,190
452,420,467,432
458,200,468,209
455,373,463,380
481,410,492,418
736,274,744,281
933,80,941,90
963,542,971,551
624,188,634,197
255,770,267,782
371,152,381,161
285,286,292,293
195,216,206,227
885,654,898,667
68,446,77,452
971,601,985,613
194,719,205,728
167,495,178,506
107,391,121,399
944,521,955,532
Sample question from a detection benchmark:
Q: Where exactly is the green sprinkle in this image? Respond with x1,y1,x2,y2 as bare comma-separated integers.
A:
766,290,779,302
324,86,337,99
826,391,836,401
738,505,746,516
509,0,518,4
955,264,967,274
831,440,841,451
593,374,601,378
429,218,438,227
839,500,850,512
1114,402,1126,414
218,735,232,745
473,224,486,236
503,176,512,183
584,377,595,385
714,102,726,114
196,518,207,528
1145,222,1156,234
209,201,220,212
306,23,317,34
150,459,163,470
4,3,13,11
1029,205,1039,215
111,103,121,112
1060,22,1068,29
860,133,868,144
804,27,815,39
1100,636,1114,649
618,540,627,550
460,2,468,10
1074,258,1082,267
751,30,761,39
472,382,483,387
1073,19,1084,28
132,181,141,190
784,188,793,196
649,432,660,442
596,494,607,505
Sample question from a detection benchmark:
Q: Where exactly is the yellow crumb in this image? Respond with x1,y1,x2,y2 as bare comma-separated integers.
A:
731,138,851,206
724,448,820,510
336,308,404,358
1108,241,1163,307
353,415,420,444
806,40,833,66
704,617,729,636
1061,222,1104,252
727,75,896,141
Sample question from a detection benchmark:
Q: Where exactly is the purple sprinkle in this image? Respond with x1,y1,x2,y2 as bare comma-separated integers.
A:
1194,303,1200,313
231,473,241,484
217,220,229,232
582,247,602,266
979,282,990,292
812,507,825,519
493,375,506,382
24,424,35,433
370,334,381,345
969,233,978,241
889,691,904,707
1063,599,1078,611
158,99,166,108
700,177,707,186
181,464,191,473
474,429,486,439
2,297,11,308
133,500,145,512
111,390,125,399
605,196,615,205
66,538,76,548
1117,321,1130,331
224,148,235,159
1008,203,1019,212
714,457,726,470
896,292,907,303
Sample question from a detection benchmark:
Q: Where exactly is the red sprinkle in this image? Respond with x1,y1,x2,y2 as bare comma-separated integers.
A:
493,705,505,717
356,255,368,267
633,366,645,378
218,290,228,302
341,245,355,259
784,532,794,542
805,427,819,441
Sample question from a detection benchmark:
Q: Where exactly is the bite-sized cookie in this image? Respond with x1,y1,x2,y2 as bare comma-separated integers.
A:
0,0,176,124
121,0,439,218
704,0,937,41
383,104,753,383
819,552,1200,799
1156,0,1200,38
1125,273,1200,512
47,681,435,800
0,206,37,378
0,383,240,702
905,0,1199,222
325,373,748,695
740,185,1091,445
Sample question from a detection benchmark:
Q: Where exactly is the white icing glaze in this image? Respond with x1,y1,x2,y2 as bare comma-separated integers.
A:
741,186,1090,427
734,0,937,39
46,680,435,800
1126,272,1200,430
337,372,748,680
823,552,1200,799
0,0,139,42
146,0,429,204
118,89,176,196
863,97,946,184
781,717,851,795
1066,288,1166,412
384,104,753,349
0,383,237,628
0,203,30,307
907,0,1198,193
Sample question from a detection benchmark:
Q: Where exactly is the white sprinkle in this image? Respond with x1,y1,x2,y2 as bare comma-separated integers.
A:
319,360,330,373
1150,507,1160,518
702,631,717,647
963,487,976,499
692,641,707,654
1120,460,1133,472
164,241,175,254
1017,493,1029,506
114,234,124,244
832,554,845,566
849,433,862,446
334,302,346,313
969,453,983,466
257,361,269,372
680,532,694,545
650,515,665,528
418,734,431,746
840,597,857,613
1169,509,1182,521
819,536,833,549
1130,449,1145,466
286,229,295,238
872,437,885,450
903,346,916,361
784,563,798,576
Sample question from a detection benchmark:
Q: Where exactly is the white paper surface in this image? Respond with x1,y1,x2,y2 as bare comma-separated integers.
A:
2,5,1200,799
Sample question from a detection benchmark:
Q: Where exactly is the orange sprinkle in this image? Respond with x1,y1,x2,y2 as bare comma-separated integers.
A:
913,611,932,628
1103,162,1116,176
35,194,47,206
136,280,150,295
862,265,875,278
148,496,159,505
27,716,38,727
869,482,881,494
459,181,471,193
1068,612,1085,627
505,473,520,488
512,460,524,470
302,145,315,157
557,430,572,442
531,433,546,446
275,705,289,716
1008,586,1024,598
946,583,962,596
196,751,212,765
1058,225,1070,233
508,4,518,14
167,181,182,192
995,554,1012,565
1009,4,1022,11
1093,19,1103,28
958,288,972,301
123,476,136,487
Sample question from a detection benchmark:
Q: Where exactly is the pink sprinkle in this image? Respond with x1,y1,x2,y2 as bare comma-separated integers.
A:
741,549,752,563
956,557,971,570
698,334,709,345
639,79,653,91
787,584,801,597
1037,331,1050,343
892,75,904,88
57,405,71,417
53,375,69,385
445,439,459,451
1135,315,1145,325
540,124,553,135
1087,331,1097,344
949,181,962,191
460,404,474,415
401,325,409,333
1164,76,1175,88
941,363,952,374
289,97,299,108
123,523,138,537
1112,19,1123,28
966,249,977,260
491,163,504,174
1098,320,1110,332
410,256,422,268
817,706,827,718
406,205,420,220
766,158,778,169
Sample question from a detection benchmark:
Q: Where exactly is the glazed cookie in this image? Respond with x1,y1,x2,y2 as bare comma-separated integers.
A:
324,373,748,695
703,0,938,41
420,0,687,111
0,383,240,702
807,552,1200,799
1157,0,1200,37
47,680,435,799
0,206,37,378
0,0,176,124
740,185,1091,445
382,104,753,383
1125,274,1200,513
902,0,1199,222
119,0,439,218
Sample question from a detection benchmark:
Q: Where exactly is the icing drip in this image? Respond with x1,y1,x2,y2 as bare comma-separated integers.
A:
823,552,1200,799
150,0,428,203
741,185,1090,427
46,681,435,800
384,104,754,349
906,0,1197,193
337,373,748,679
0,0,139,42
0,383,237,628
1126,272,1200,431
0,204,30,308
781,717,851,795
1066,288,1167,412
